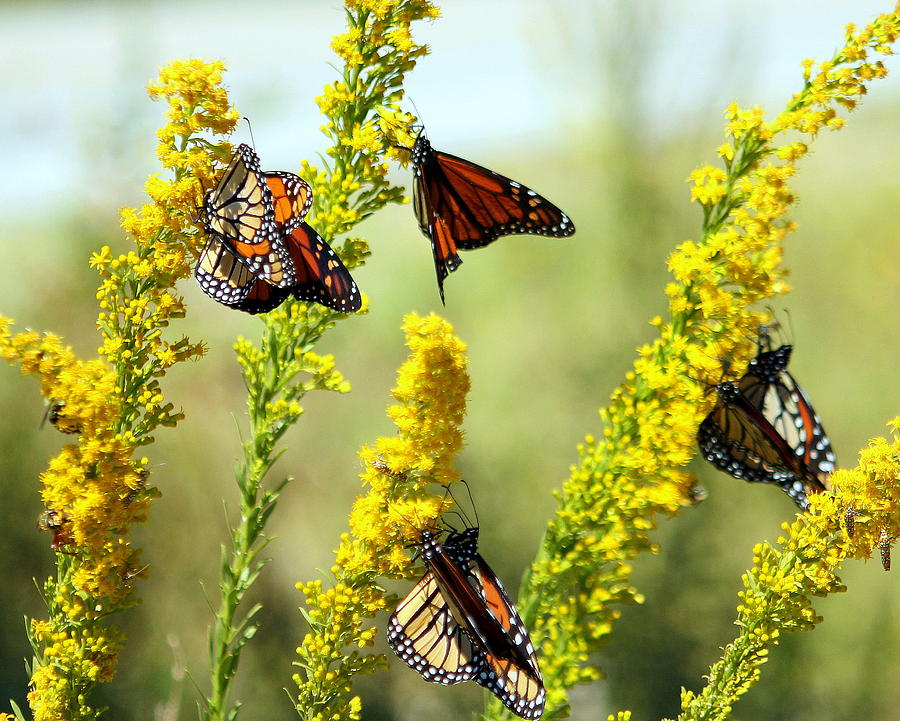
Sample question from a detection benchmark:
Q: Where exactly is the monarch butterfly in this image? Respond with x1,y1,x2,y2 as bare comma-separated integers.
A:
388,525,545,719
197,145,361,314
408,131,575,303
697,332,835,509
202,144,301,286
195,223,361,314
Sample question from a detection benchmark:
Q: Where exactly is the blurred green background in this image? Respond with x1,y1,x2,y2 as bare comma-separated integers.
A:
1,1,898,719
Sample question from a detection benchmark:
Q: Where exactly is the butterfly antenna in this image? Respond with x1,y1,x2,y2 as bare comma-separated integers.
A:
442,510,467,532
242,116,257,151
783,307,795,345
442,481,478,530
191,179,206,226
459,479,479,530
680,370,718,395
407,97,426,134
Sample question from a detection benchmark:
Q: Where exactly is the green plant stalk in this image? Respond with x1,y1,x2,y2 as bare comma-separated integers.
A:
201,0,437,715
487,8,900,720
204,314,336,721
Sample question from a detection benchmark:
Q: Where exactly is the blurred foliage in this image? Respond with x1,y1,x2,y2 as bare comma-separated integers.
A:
1,1,899,721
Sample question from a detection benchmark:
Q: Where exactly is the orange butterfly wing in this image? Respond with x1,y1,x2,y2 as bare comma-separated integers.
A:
411,134,574,303
264,171,313,233
282,223,362,313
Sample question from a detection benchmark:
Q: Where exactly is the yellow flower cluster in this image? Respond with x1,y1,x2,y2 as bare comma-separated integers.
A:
494,7,900,720
679,418,900,721
208,3,438,717
294,313,470,721
0,59,238,721
779,12,898,134
303,0,438,265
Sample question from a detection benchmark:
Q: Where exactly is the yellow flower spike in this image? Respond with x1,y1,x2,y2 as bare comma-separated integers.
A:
480,8,900,721
0,58,235,720
295,312,468,719
161,3,437,720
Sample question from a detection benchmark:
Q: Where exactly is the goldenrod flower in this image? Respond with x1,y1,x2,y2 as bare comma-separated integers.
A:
205,3,437,719
295,312,468,721
1,58,235,720
488,7,900,721
679,416,899,721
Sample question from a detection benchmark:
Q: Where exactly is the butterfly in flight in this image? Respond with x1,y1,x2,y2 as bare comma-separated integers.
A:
407,131,575,303
196,144,361,314
388,525,545,719
697,328,836,509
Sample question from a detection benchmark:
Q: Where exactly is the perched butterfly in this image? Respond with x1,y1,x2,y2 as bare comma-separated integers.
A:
197,145,361,314
201,144,304,286
697,331,835,509
388,525,545,719
195,224,361,314
408,131,575,303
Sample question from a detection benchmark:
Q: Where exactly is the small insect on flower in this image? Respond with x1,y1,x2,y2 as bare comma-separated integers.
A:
697,329,836,510
37,509,76,554
843,505,861,538
370,456,408,479
41,401,82,434
879,529,893,572
387,523,545,720
402,127,575,304
196,143,361,314
121,465,150,507
684,482,709,506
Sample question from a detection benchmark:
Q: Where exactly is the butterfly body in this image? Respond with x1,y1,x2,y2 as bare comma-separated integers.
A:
388,527,545,719
698,336,835,509
410,133,575,302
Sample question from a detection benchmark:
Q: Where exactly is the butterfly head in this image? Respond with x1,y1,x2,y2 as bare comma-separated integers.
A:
748,343,793,380
235,142,260,163
441,526,480,565
419,528,444,560
714,380,743,404
410,133,432,169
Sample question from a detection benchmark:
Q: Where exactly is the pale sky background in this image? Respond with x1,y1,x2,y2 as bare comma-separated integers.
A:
1,0,897,219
